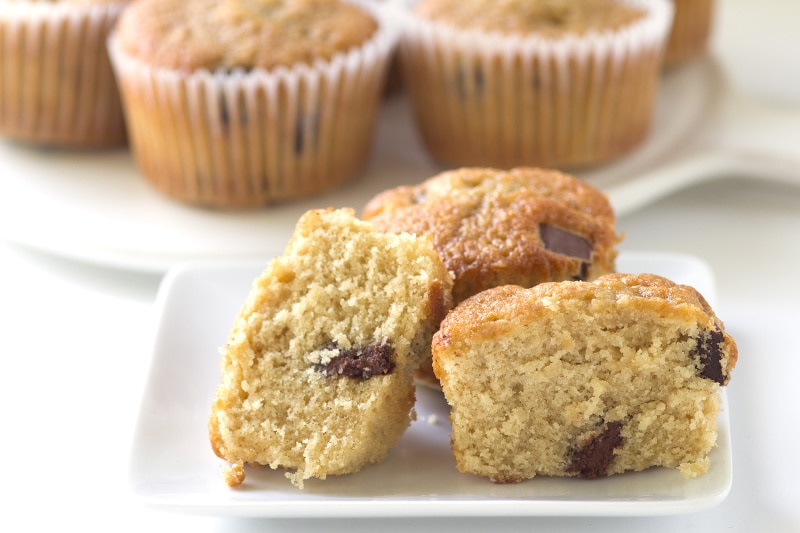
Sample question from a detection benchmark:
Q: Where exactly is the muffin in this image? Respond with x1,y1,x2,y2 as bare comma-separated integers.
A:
398,0,674,169
0,0,129,147
664,0,714,68
109,0,397,208
363,166,621,386
432,274,738,483
209,208,453,488
364,167,621,303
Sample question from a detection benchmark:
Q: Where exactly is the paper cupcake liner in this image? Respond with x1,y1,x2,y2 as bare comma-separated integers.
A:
664,0,714,68
108,1,398,208
0,3,127,147
399,0,674,169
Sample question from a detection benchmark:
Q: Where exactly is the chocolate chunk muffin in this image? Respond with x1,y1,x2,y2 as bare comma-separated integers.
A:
209,208,453,488
109,0,397,207
431,273,737,483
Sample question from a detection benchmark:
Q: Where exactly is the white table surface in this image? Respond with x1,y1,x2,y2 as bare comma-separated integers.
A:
2,1,800,531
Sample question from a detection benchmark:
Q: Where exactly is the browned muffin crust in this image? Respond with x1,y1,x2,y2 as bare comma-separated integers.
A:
363,167,621,304
415,0,645,38
432,273,737,483
115,0,378,71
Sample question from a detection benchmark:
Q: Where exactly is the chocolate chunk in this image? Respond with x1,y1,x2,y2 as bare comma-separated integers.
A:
540,224,592,261
314,341,395,380
571,262,589,281
293,111,319,155
695,327,726,385
567,421,623,479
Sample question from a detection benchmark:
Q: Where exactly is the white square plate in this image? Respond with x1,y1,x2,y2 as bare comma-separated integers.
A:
129,251,732,517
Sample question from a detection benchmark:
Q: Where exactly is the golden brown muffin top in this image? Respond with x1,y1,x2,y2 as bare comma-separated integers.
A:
363,167,621,304
436,273,739,384
415,0,645,37
115,0,378,71
364,166,616,221
452,273,716,322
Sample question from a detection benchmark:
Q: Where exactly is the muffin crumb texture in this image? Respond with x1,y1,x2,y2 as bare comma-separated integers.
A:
208,208,453,488
432,273,737,483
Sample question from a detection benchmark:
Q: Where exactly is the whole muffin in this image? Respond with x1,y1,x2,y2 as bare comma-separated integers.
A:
664,0,715,68
109,0,397,208
432,274,738,483
0,0,129,147
363,166,621,386
399,0,673,169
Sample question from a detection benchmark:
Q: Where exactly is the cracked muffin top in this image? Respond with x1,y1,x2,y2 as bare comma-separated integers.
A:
363,166,621,305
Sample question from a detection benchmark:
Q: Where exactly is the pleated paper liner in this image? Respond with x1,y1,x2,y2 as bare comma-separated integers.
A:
0,2,127,147
399,0,673,170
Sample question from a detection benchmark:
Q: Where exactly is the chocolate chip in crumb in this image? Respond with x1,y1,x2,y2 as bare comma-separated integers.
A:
566,420,623,479
540,223,593,261
314,341,395,380
695,327,726,385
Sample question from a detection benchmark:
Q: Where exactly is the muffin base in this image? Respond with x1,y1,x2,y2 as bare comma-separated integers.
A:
400,0,673,169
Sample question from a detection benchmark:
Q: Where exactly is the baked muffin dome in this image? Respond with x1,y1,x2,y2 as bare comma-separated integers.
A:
114,0,378,71
363,167,621,304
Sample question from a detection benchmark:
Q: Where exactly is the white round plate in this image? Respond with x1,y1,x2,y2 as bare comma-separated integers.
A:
1,55,798,273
